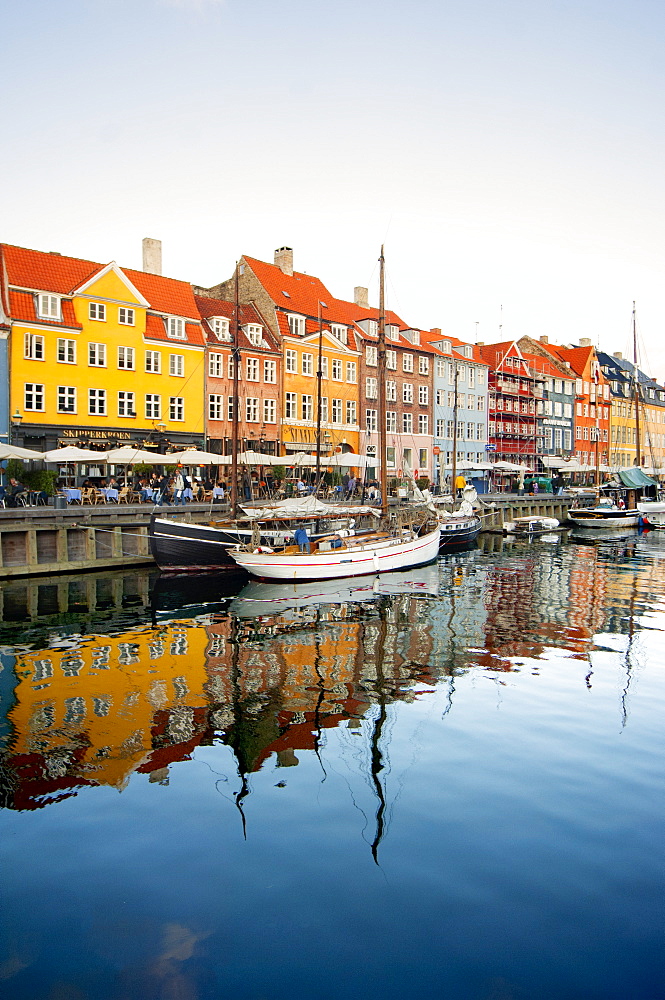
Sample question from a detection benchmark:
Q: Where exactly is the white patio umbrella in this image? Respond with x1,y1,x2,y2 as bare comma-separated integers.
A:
42,446,108,463
0,443,45,461
324,452,370,467
237,450,285,466
165,449,231,465
104,446,164,465
492,461,533,472
289,453,317,467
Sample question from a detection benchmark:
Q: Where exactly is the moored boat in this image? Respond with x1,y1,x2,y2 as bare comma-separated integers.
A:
504,515,560,536
567,498,641,529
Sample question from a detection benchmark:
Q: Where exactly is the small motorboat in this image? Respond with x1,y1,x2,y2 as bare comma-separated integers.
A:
567,497,640,529
504,516,560,536
636,498,665,528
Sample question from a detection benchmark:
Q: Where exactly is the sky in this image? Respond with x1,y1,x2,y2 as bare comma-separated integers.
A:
4,0,665,377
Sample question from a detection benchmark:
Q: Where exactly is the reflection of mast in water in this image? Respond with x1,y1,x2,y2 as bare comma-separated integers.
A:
228,611,250,837
368,600,390,866
621,571,640,728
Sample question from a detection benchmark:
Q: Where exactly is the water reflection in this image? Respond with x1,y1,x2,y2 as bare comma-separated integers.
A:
1,536,665,999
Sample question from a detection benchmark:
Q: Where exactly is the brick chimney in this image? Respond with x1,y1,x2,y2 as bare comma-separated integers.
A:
430,327,441,337
274,247,293,276
142,237,162,275
476,341,485,347
354,286,369,309
614,351,623,360
540,335,549,344
579,338,592,347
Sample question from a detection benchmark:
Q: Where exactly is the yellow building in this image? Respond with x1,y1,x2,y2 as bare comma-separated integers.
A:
1,244,206,455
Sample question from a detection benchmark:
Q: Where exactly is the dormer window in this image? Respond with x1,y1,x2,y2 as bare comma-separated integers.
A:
246,324,262,346
331,324,348,345
442,340,452,353
387,324,400,341
462,345,473,358
38,294,61,320
368,319,378,337
211,317,231,340
167,317,186,340
288,314,305,337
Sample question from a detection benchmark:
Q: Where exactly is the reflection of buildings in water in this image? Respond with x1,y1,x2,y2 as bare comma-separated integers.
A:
1,590,439,811
427,553,488,678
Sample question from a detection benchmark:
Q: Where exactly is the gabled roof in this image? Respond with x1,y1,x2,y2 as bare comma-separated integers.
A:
243,256,339,321
194,294,280,352
9,289,82,330
145,314,205,347
420,330,488,365
1,244,201,321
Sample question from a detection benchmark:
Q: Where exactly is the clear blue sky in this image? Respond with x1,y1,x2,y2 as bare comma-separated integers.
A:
5,0,665,375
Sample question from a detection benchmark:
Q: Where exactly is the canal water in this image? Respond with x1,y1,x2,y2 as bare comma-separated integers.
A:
1,531,663,1000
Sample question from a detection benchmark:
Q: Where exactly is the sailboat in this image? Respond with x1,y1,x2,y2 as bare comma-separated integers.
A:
228,248,442,582
569,304,655,529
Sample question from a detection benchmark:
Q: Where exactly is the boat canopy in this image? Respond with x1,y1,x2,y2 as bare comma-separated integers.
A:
239,494,381,520
617,468,657,488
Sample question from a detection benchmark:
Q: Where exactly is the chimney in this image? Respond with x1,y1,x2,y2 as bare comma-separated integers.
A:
476,341,485,347
274,246,293,276
540,335,548,344
579,338,592,347
354,286,369,309
430,327,441,336
614,351,623,360
142,237,162,275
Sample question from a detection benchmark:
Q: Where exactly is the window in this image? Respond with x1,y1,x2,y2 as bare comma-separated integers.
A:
418,414,429,435
170,397,184,421
57,386,76,413
403,413,413,433
167,317,186,339
462,345,473,358
227,397,235,420
246,397,259,422
302,394,313,421
285,392,297,419
88,388,106,415
403,354,414,373
387,411,397,432
118,346,135,370
331,324,348,344
331,398,342,423
457,364,466,382
263,398,276,423
436,359,445,378
285,349,297,372
419,356,429,375
24,333,44,360
467,421,475,441
366,408,377,431
89,342,106,367
332,359,342,380
288,314,305,337
346,400,357,424
435,418,444,436
468,367,475,387
146,350,162,374
386,350,397,370
169,354,184,377
302,353,314,375
386,380,396,402
246,324,262,345
366,377,378,398
467,394,475,410
118,307,135,326
477,396,485,411
403,383,413,403
211,317,230,340
346,361,357,382
145,394,161,419
320,356,328,378
366,345,378,366
246,357,259,381
38,294,60,320
419,449,428,468
320,397,328,422
264,359,276,383
118,391,136,417
419,385,429,405
207,352,223,378
446,420,454,438
208,394,223,420
387,324,400,341
89,302,106,321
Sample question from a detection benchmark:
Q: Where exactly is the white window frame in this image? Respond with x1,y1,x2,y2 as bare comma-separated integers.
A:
288,314,305,337
24,333,44,360
118,391,136,417
331,324,348,344
419,356,429,375
146,350,162,374
387,411,397,432
88,388,106,415
57,339,76,364
346,400,357,424
25,383,45,411
331,398,342,423
246,397,259,422
366,408,377,431
264,359,277,383
366,345,378,366
346,361,357,383
145,394,161,419
386,350,397,370
246,324,262,346
118,307,135,326
403,383,413,403
285,349,297,373
38,294,60,320
169,396,184,421
386,380,397,402
89,302,106,322
57,386,76,414
403,353,414,373
167,317,186,340
331,359,343,381
419,385,429,405
169,354,184,377
366,377,378,399
88,342,106,367
246,357,260,382
403,412,413,433
285,392,297,419
263,398,276,423
208,394,223,420
301,394,313,421
117,346,135,370
211,317,231,340
301,352,314,376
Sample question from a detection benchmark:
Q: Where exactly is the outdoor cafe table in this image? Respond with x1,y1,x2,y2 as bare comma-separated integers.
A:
62,488,82,503
100,488,119,502
212,487,225,498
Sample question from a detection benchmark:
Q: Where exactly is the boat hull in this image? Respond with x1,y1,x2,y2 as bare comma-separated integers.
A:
637,501,665,528
148,516,294,571
438,515,482,550
567,508,640,528
228,527,442,581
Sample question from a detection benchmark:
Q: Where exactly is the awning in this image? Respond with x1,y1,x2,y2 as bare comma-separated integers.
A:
617,468,658,488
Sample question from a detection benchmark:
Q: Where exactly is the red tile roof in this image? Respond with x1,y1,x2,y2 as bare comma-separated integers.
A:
9,289,82,330
144,314,205,347
1,244,200,321
194,294,280,352
244,256,339,321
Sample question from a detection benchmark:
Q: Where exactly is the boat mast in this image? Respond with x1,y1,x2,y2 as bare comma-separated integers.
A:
451,362,458,499
230,263,240,517
315,299,324,494
377,247,388,516
633,301,642,467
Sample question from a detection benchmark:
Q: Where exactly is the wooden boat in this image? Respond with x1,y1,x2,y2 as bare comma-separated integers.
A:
567,499,641,529
148,496,381,571
504,515,560,536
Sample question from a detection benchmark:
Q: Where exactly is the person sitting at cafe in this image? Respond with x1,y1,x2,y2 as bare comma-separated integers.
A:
5,478,26,507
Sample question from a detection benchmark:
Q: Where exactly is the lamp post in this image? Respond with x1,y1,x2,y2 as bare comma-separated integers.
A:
10,409,22,447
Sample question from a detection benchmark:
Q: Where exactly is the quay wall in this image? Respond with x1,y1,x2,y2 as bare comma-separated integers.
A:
478,496,577,531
